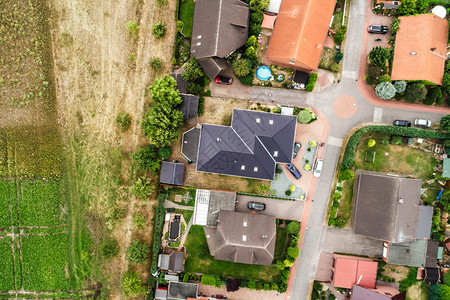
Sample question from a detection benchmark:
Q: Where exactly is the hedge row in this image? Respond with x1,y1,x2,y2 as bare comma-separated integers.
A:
201,274,221,287
341,126,449,170
305,73,318,92
150,195,167,275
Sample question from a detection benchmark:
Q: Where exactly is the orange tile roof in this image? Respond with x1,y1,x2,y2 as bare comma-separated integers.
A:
332,254,378,289
391,14,449,85
266,0,336,73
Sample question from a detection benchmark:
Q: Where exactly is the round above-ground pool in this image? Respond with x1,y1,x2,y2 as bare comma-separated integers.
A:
256,66,272,81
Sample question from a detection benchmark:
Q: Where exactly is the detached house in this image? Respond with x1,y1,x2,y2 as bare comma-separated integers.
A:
190,0,249,80
266,0,336,73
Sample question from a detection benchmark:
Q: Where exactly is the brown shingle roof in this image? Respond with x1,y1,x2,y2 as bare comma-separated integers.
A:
391,14,449,85
266,0,336,73
213,211,276,265
191,0,249,59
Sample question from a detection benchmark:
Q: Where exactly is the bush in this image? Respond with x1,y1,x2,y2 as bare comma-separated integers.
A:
286,221,301,234
278,283,287,293
116,112,131,131
126,21,139,39
182,59,205,82
334,52,344,63
443,73,450,92
239,75,254,86
249,22,262,36
333,26,347,44
132,213,146,229
287,246,300,258
176,20,183,31
121,271,147,297
201,274,221,287
99,239,119,258
425,87,442,105
366,77,375,85
130,177,154,200
158,147,172,159
376,82,396,100
436,98,445,105
305,73,318,92
285,190,292,196
405,83,427,103
247,279,256,290
368,65,382,78
391,136,403,145
369,46,390,67
378,74,391,83
232,59,251,78
338,169,354,181
152,22,166,39
297,110,312,124
131,145,161,173
183,273,189,283
330,63,340,72
391,18,400,34
126,240,150,264
441,115,450,132
226,278,240,292
366,139,376,147
393,80,407,93
149,58,163,72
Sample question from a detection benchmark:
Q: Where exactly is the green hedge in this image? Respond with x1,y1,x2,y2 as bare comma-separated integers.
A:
341,126,449,170
150,199,166,275
201,274,221,287
305,73,318,92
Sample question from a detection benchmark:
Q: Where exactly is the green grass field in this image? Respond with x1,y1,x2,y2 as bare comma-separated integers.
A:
184,225,281,281
179,0,195,37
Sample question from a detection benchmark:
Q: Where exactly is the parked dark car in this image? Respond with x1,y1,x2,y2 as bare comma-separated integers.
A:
368,25,388,34
293,142,302,158
215,76,232,85
393,120,411,127
287,163,302,179
247,201,265,211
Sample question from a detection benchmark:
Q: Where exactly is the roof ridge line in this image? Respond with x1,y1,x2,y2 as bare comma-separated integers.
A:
215,0,223,56
269,117,297,160
230,126,253,154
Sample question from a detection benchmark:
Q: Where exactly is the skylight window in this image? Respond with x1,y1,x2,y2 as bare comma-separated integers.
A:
197,42,201,46
198,35,202,39
253,167,258,172
242,235,247,241
256,118,261,123
273,151,278,157
269,120,274,125
243,221,247,227
241,165,246,170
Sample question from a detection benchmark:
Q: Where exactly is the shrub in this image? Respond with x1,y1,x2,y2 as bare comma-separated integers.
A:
393,80,407,93
182,59,205,82
157,0,168,6
368,65,382,78
149,58,163,72
232,59,251,78
297,110,312,124
375,82,396,100
126,21,139,39
286,221,301,234
334,52,344,63
440,115,450,132
330,63,340,72
391,18,400,34
366,77,375,85
121,271,147,297
250,11,264,24
239,75,253,86
278,283,288,293
126,240,150,264
305,73,318,92
333,26,347,44
304,164,311,170
285,190,292,196
369,46,390,68
130,177,154,200
227,278,240,292
310,140,317,147
249,22,262,36
176,20,183,31
391,136,403,145
366,139,376,147
99,239,119,258
183,273,189,283
338,169,354,181
378,74,391,83
249,0,270,12
158,147,172,159
152,22,166,39
287,246,300,258
201,274,221,287
132,213,145,229
244,46,258,59
290,185,296,192
405,83,427,103
263,283,270,291
131,145,161,173
247,279,256,290
436,98,445,105
443,73,450,92
425,87,442,105
116,112,131,131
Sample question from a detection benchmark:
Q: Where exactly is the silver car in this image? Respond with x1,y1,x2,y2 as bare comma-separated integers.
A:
414,119,431,128
313,159,323,178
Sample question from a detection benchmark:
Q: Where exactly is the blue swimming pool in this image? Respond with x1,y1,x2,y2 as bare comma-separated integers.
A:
256,66,272,81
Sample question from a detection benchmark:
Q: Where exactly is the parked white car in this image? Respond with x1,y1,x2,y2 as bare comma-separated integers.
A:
414,119,431,128
313,159,323,177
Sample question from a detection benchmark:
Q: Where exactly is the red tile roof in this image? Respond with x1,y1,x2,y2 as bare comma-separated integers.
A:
332,254,378,289
391,14,449,85
266,0,336,73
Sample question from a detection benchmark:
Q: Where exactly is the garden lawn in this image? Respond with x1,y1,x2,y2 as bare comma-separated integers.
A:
0,237,15,290
179,0,194,38
21,234,71,291
175,209,194,224
167,187,196,206
336,180,354,222
184,225,281,281
0,180,13,228
274,226,288,260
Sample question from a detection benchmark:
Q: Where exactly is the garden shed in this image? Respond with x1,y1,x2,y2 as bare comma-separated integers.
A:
160,162,185,186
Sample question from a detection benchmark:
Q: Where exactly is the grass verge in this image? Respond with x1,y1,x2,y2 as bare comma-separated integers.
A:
179,0,194,38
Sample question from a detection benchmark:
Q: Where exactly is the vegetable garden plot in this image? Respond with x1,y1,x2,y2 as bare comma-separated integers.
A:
0,180,12,228
0,237,15,290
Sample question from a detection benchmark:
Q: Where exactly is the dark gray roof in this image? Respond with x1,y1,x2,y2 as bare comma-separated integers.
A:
191,0,249,59
160,162,185,185
167,282,198,300
171,73,188,93
386,240,439,268
424,267,440,284
159,252,185,273
196,109,297,180
353,171,432,243
178,94,199,122
197,57,230,80
213,211,276,265
181,127,200,163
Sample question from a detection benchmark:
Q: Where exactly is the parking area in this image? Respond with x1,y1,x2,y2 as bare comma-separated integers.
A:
209,68,252,100
235,194,305,221
365,11,394,56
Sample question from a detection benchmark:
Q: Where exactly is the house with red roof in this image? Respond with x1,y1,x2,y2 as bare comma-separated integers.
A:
331,254,378,289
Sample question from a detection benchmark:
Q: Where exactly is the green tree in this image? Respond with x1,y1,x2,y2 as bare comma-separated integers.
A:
366,139,376,147
99,239,119,258
182,59,205,81
126,21,139,39
441,115,450,132
391,18,400,34
131,145,162,173
246,35,259,49
393,80,406,93
424,87,442,105
397,0,416,16
437,190,450,210
429,284,441,300
442,73,450,92
132,213,146,229
130,177,154,200
158,147,172,159
297,110,312,124
368,46,390,68
441,285,450,300
244,46,258,59
376,82,396,100
405,83,427,103
338,169,354,181
249,0,269,12
378,74,391,83
121,271,147,297
126,240,150,264
286,221,301,234
287,246,299,258
176,20,184,31
149,75,182,106
152,22,166,39
334,52,344,63
333,26,347,44
149,58,163,72
232,59,251,78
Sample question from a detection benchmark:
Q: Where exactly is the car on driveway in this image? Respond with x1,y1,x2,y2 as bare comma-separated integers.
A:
393,120,411,127
293,142,302,158
287,163,302,179
414,119,431,128
313,159,323,178
247,201,265,211
215,76,232,85
368,25,388,34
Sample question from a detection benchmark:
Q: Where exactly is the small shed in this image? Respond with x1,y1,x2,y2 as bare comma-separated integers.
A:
178,94,199,122
443,158,450,178
424,267,440,284
294,71,309,85
160,162,185,186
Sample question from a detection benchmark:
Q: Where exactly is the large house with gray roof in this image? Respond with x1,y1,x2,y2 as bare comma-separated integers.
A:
190,0,249,79
182,109,297,180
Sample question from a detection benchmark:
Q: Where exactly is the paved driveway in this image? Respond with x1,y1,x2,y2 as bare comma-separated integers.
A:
322,228,384,258
235,194,304,221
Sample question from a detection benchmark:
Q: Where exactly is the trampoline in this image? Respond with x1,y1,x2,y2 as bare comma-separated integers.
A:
256,66,272,81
